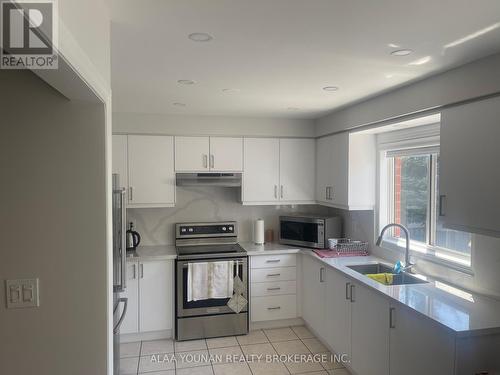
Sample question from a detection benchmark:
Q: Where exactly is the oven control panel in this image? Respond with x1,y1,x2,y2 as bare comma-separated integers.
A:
176,222,237,238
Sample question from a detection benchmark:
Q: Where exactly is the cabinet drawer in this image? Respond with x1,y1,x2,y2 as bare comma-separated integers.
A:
251,267,296,282
251,281,296,297
250,254,296,269
251,295,297,322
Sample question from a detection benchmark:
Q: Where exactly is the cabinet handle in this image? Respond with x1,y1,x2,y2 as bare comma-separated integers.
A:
267,273,281,277
210,154,214,169
325,186,328,200
140,264,144,279
280,185,284,199
329,187,334,201
350,284,355,303
267,287,281,291
133,264,137,279
203,154,208,169
319,267,325,283
274,185,278,199
439,195,446,217
129,186,133,201
266,259,281,263
345,282,351,300
389,307,396,328
267,306,281,310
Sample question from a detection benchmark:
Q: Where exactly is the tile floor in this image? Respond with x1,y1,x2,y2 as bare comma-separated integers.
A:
120,326,351,375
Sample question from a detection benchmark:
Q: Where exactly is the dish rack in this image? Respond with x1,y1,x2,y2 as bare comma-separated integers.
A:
328,238,369,256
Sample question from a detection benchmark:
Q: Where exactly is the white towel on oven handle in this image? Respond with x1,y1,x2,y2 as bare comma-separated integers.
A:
187,261,235,302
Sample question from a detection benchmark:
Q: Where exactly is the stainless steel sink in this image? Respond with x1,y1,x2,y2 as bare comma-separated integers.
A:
347,263,429,286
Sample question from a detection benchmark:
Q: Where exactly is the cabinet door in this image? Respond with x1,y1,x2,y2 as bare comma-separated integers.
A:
128,135,175,206
119,261,139,334
243,138,280,203
390,304,455,375
175,136,210,172
350,282,390,375
325,268,351,361
279,138,315,202
301,255,326,336
316,136,334,203
440,96,500,236
139,261,173,332
328,132,349,207
112,135,128,192
209,137,243,172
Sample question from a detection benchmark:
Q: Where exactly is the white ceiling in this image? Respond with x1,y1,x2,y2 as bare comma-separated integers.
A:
111,0,500,119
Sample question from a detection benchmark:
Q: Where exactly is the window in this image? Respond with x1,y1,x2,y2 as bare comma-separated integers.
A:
381,146,472,267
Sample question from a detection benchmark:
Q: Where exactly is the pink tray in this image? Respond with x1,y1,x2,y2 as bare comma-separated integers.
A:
313,249,369,258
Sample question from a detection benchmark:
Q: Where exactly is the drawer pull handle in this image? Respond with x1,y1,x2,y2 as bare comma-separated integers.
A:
266,259,281,263
267,306,281,310
267,287,281,291
267,273,281,277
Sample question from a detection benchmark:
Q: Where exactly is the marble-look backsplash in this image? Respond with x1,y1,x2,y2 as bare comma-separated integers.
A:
127,186,373,246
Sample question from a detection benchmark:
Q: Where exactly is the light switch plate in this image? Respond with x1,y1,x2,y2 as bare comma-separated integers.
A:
5,279,39,309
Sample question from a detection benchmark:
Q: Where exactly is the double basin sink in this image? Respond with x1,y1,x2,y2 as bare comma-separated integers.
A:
347,263,428,286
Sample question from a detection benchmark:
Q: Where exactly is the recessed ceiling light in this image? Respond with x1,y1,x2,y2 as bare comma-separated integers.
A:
287,107,300,111
391,49,413,56
408,56,432,66
222,88,241,93
177,79,196,85
388,43,400,48
188,32,213,42
323,86,339,92
173,102,186,107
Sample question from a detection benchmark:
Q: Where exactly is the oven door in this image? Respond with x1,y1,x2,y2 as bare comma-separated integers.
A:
279,217,325,248
176,257,248,318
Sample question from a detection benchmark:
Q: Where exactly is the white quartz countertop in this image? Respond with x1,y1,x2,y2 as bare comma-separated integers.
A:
127,245,177,261
242,242,500,337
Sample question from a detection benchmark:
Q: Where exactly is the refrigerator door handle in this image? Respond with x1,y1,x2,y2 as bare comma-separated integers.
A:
120,188,127,291
113,297,128,334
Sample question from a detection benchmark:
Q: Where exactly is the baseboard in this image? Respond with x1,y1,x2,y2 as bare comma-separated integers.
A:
120,329,172,343
250,317,304,331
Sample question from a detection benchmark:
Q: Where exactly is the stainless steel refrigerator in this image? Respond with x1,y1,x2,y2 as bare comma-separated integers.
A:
112,174,128,374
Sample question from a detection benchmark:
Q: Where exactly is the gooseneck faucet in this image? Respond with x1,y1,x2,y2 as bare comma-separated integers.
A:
376,223,414,272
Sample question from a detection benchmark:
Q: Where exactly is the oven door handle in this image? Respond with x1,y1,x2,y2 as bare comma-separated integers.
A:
180,260,245,269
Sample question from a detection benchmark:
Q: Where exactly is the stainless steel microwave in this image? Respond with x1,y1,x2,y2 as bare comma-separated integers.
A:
279,215,342,249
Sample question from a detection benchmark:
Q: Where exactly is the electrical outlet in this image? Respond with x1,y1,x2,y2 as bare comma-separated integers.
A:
5,279,39,309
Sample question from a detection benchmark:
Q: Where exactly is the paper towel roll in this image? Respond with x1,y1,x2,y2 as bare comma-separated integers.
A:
254,219,265,245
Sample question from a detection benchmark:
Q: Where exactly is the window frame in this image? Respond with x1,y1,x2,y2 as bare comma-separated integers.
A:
376,124,473,273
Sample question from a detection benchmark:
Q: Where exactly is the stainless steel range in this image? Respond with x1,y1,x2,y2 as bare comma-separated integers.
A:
175,221,249,341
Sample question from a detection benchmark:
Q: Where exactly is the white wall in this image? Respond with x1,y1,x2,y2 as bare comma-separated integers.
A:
113,112,316,137
0,70,108,375
316,52,500,136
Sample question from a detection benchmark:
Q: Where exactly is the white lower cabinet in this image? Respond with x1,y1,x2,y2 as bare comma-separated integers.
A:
301,255,326,335
120,259,173,335
389,303,455,375
350,282,390,375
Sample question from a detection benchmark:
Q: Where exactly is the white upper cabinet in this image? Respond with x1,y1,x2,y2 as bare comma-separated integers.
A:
175,136,243,172
440,96,500,237
112,134,128,192
279,138,315,202
316,132,375,210
243,138,280,203
209,137,243,172
175,136,210,172
243,138,315,204
128,135,175,207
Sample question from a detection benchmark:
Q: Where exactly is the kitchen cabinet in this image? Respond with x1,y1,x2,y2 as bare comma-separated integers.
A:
119,259,174,335
315,132,375,210
325,268,351,362
350,281,390,375
301,255,326,335
139,260,174,332
175,136,243,172
112,135,128,195
243,138,315,204
243,138,280,203
389,303,455,375
279,138,315,201
127,135,175,208
440,95,500,237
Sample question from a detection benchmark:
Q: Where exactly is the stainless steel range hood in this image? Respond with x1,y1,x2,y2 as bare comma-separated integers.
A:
176,173,242,187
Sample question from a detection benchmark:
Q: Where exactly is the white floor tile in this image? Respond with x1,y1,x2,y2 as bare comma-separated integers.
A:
176,365,214,375
291,325,314,339
206,336,238,349
141,339,175,355
240,342,277,360
272,339,310,355
213,362,252,375
209,346,245,364
119,356,139,375
236,330,269,346
264,327,299,342
138,354,175,373
175,339,208,352
302,338,328,354
120,342,141,358
175,349,211,369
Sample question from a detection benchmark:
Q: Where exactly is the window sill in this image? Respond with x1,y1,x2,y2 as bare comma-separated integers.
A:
379,238,474,276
